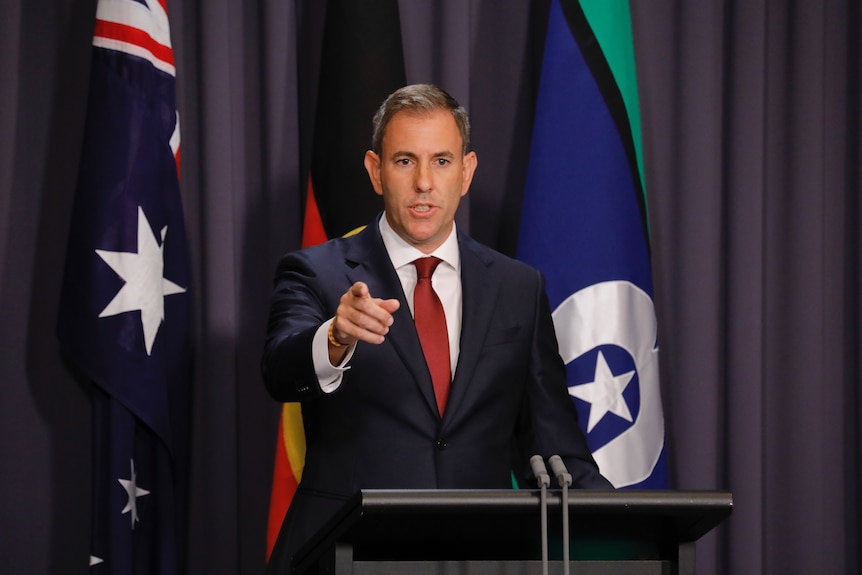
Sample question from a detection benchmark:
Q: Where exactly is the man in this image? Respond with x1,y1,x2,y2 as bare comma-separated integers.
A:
262,84,611,572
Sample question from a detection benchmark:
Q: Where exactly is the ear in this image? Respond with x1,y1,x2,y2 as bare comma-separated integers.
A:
364,150,383,196
460,151,478,197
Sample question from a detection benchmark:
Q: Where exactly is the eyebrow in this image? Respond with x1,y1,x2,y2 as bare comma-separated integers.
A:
389,150,456,161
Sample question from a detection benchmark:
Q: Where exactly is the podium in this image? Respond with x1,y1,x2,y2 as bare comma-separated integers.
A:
291,489,732,575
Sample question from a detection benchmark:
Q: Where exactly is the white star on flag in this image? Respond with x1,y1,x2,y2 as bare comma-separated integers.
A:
96,206,186,355
118,459,150,529
569,350,635,432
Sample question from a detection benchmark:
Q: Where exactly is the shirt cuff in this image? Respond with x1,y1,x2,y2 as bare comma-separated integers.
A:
312,318,355,393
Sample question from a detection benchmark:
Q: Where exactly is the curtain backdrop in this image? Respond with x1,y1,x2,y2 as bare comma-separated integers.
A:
1,1,859,574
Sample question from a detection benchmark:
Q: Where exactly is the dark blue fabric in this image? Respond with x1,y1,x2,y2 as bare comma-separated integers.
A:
517,0,666,489
57,31,191,574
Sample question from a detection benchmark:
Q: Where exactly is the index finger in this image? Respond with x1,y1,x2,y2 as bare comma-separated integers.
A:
349,281,370,299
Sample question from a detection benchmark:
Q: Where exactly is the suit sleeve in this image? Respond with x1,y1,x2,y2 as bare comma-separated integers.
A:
261,250,336,402
517,269,614,490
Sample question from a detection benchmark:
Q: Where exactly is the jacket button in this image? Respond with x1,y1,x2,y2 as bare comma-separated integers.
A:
436,439,447,450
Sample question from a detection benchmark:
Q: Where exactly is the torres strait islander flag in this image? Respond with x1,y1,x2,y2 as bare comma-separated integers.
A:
266,0,406,560
517,0,667,488
57,0,191,572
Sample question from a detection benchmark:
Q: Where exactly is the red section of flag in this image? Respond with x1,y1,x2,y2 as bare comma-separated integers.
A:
266,410,299,561
94,19,175,67
301,179,328,248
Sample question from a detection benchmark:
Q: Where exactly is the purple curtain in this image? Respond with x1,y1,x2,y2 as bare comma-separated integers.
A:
1,0,859,573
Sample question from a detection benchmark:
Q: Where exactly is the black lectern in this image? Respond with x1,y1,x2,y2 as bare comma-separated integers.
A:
290,490,732,575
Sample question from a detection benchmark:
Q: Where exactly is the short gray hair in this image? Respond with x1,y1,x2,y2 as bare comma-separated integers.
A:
371,84,471,155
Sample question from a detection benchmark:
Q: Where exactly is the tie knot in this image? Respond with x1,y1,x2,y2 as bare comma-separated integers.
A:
413,257,442,279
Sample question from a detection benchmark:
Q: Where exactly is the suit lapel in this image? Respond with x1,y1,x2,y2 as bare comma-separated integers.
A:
343,220,439,416
443,233,500,424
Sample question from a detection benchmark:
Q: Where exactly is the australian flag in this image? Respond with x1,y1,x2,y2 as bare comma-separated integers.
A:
517,0,667,488
57,0,191,572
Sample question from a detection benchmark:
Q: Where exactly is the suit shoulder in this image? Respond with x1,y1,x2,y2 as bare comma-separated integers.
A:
459,234,541,279
280,219,377,265
276,234,358,269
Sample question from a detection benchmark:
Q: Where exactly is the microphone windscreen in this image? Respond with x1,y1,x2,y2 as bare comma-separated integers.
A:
530,455,550,487
548,454,573,486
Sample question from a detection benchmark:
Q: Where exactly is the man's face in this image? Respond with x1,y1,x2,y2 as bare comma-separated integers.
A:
364,109,477,254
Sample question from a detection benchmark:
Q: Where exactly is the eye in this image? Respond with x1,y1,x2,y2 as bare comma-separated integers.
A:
435,158,450,166
395,157,412,166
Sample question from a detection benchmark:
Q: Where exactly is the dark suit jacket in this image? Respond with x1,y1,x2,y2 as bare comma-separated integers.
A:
261,216,611,572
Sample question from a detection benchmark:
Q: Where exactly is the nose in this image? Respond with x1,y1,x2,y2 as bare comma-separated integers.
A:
414,162,432,193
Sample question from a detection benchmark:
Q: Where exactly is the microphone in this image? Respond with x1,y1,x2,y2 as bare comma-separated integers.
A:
530,455,550,575
530,454,551,488
549,456,572,575
548,454,572,487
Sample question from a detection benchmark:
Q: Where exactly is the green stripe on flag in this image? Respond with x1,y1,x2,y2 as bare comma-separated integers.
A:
579,0,646,203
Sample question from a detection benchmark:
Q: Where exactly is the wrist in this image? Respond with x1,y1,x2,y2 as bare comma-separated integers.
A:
328,321,347,348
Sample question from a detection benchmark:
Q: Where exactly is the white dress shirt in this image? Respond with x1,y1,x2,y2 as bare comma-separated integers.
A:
312,215,462,392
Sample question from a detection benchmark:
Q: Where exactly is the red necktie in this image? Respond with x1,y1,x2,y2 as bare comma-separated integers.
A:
412,257,451,416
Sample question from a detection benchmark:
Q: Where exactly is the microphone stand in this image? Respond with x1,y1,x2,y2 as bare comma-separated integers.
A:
530,455,551,575
549,455,573,575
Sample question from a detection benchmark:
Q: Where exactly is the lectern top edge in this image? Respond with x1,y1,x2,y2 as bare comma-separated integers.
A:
291,489,733,574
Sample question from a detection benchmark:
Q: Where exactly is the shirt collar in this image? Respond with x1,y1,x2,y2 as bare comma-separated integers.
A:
378,213,460,272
